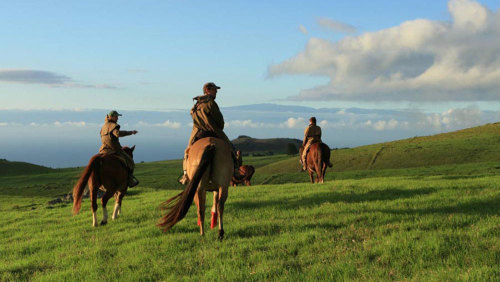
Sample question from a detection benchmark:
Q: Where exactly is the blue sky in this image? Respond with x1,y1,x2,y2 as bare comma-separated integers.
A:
2,0,500,167
1,0,499,110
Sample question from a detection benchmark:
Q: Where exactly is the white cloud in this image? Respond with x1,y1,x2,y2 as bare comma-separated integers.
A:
299,25,309,35
317,17,357,34
269,0,500,102
281,117,307,128
53,121,87,127
0,122,8,127
137,120,181,129
226,120,269,128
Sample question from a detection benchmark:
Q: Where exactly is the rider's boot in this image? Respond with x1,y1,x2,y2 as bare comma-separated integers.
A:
300,157,307,171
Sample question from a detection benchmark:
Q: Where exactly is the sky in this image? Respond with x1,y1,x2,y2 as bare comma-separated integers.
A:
1,0,500,167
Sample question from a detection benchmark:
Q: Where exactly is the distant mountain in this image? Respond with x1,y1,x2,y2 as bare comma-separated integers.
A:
0,159,54,176
232,136,302,155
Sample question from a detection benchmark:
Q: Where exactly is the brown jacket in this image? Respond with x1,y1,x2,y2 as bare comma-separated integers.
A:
303,124,322,146
187,95,230,145
99,118,134,153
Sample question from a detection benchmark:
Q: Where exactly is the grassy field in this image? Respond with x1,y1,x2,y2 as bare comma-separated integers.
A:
1,161,499,280
1,124,500,280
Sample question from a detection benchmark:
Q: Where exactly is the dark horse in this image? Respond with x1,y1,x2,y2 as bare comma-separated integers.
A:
231,165,255,187
299,142,332,183
72,146,135,227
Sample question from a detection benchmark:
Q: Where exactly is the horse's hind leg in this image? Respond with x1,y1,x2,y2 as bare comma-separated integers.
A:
217,186,228,241
112,190,126,220
195,190,206,236
211,191,219,230
100,190,114,225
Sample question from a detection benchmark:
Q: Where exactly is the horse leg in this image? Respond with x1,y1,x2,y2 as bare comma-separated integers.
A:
195,190,206,236
308,170,314,184
112,190,127,220
211,191,219,230
315,161,322,184
321,162,327,184
217,186,228,241
89,175,100,227
100,190,114,225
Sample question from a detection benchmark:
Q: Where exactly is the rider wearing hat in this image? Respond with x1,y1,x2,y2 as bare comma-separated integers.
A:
99,110,139,187
301,117,322,171
179,82,244,184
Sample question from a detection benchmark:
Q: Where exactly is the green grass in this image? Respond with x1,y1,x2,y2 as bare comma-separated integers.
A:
1,123,500,280
1,174,499,281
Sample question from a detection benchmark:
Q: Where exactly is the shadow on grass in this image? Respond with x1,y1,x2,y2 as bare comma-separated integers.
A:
231,188,437,211
377,196,500,216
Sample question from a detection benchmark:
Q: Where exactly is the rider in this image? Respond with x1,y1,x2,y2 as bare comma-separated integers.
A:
179,82,244,184
301,117,322,171
99,110,139,187
236,150,243,167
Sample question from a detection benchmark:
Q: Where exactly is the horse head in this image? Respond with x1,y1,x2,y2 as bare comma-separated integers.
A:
122,145,136,159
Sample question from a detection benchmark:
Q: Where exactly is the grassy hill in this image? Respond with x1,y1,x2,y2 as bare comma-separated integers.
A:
257,122,500,178
232,135,302,155
0,159,54,177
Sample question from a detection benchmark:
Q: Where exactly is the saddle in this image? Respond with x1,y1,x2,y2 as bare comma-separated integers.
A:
101,151,128,169
305,140,321,157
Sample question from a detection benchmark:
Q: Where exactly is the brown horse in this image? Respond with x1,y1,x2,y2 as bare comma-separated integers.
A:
231,165,255,187
300,142,332,183
72,146,135,227
158,137,232,240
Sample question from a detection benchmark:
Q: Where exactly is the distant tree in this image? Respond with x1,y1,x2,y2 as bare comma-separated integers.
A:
286,143,298,155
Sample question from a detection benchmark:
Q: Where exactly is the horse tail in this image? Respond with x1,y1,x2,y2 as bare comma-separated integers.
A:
315,145,323,180
322,143,333,167
157,144,216,232
72,154,101,215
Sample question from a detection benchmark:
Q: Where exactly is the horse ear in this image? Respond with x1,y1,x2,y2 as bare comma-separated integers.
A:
131,145,136,151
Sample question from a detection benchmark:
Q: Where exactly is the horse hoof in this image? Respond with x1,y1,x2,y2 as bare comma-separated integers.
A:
218,230,225,241
100,221,107,226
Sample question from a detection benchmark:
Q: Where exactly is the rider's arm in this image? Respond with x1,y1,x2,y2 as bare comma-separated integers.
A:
207,101,225,130
118,130,134,137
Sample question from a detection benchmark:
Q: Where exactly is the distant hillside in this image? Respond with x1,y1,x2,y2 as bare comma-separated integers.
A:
0,159,54,176
232,136,302,155
259,122,500,174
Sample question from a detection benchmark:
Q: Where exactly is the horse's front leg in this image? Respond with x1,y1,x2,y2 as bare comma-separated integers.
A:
195,190,206,236
89,177,99,227
217,186,228,241
308,170,315,184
